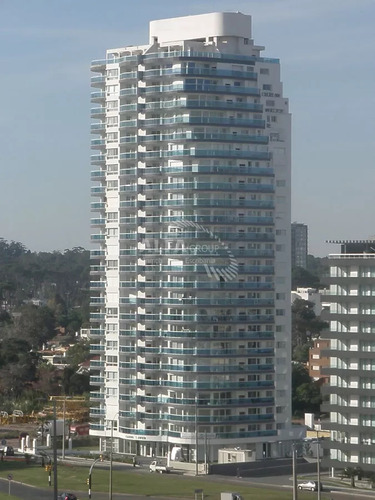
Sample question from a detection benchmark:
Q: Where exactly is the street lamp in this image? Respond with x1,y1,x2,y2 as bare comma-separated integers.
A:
316,431,321,500
88,455,103,499
108,413,119,500
292,442,298,500
52,399,58,500
195,395,199,476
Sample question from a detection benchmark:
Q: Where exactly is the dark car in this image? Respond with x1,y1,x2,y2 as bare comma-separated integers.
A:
58,494,77,500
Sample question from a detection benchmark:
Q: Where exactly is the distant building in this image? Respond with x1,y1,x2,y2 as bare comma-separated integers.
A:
308,338,329,382
291,222,308,269
322,239,375,474
291,287,322,315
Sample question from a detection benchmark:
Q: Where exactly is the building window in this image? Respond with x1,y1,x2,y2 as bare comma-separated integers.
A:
260,68,269,75
263,84,272,90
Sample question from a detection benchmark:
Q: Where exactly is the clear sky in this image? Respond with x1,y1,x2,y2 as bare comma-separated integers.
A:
0,0,374,256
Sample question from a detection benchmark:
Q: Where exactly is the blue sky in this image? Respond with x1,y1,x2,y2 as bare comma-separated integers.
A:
0,0,374,256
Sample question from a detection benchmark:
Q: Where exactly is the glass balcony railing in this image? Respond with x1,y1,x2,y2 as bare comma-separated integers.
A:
137,363,274,373
142,199,274,209
139,132,268,144
140,231,274,241
138,347,274,357
141,215,273,225
127,379,274,389
119,120,137,128
119,71,138,80
119,88,137,96
91,54,139,67
90,123,105,131
143,99,263,113
137,412,273,424
90,91,106,100
142,165,274,177
141,115,265,128
137,313,274,323
140,181,273,192
136,395,274,406
143,67,257,80
141,83,260,96
136,330,274,340
142,49,279,65
91,107,106,115
120,103,138,112
90,170,105,179
136,297,274,307
139,150,271,161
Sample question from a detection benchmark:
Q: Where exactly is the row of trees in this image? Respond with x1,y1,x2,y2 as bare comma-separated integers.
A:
0,239,91,412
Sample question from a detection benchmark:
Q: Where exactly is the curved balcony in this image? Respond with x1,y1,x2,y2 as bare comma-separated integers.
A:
143,99,263,113
91,170,105,180
90,91,106,102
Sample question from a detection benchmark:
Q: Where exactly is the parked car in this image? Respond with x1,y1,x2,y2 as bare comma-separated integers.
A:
58,493,77,500
298,480,323,491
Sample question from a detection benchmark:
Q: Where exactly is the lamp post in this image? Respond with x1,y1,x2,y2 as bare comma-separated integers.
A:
52,400,58,500
88,455,103,499
292,442,298,500
108,413,119,500
195,395,199,476
109,420,114,500
316,431,321,500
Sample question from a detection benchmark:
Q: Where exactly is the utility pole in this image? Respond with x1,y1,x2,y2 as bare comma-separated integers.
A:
292,443,298,500
109,420,113,500
53,400,58,500
195,395,199,476
317,431,321,500
62,398,66,460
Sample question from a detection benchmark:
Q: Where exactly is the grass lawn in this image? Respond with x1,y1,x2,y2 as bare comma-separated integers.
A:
0,461,334,499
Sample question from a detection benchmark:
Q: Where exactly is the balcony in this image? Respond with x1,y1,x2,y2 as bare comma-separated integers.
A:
141,115,265,128
141,83,260,97
140,180,273,192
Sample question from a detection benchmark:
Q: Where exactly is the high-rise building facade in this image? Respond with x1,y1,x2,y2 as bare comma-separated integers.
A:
90,12,291,461
291,222,308,269
323,240,375,474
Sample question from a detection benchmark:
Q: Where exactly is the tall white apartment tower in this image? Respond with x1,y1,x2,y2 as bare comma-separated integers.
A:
90,12,292,462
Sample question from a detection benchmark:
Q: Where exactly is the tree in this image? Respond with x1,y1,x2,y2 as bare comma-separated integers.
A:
292,363,322,416
65,340,90,367
292,266,320,289
342,467,363,488
292,299,328,352
11,304,56,348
